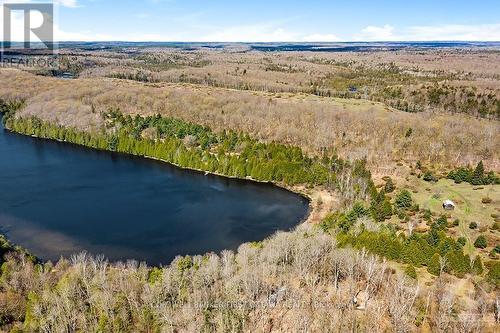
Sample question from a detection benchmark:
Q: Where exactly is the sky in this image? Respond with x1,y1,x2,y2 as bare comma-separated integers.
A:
1,0,500,42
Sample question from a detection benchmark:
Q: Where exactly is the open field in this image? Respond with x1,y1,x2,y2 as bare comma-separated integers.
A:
387,177,499,259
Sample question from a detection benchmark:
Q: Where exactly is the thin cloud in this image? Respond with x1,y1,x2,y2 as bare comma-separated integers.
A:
407,23,500,41
54,0,80,8
355,24,396,41
200,25,298,42
355,23,500,41
303,33,342,42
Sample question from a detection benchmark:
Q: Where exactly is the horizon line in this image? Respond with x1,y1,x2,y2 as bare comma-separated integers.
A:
3,40,500,44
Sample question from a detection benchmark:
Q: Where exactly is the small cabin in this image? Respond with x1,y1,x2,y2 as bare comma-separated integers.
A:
442,200,455,210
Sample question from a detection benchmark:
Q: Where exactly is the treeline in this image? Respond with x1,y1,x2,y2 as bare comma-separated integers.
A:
323,204,484,278
4,110,374,197
0,99,24,123
0,234,35,267
0,226,427,332
0,235,14,264
319,61,499,119
342,227,483,278
107,71,159,83
447,161,500,185
320,184,490,279
1,226,496,332
2,69,498,169
381,84,499,119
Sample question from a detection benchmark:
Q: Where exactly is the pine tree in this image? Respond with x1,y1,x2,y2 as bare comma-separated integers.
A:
473,235,487,249
428,253,441,276
471,160,485,185
395,189,413,209
471,256,483,275
370,190,393,222
405,265,417,279
434,215,448,230
384,178,395,193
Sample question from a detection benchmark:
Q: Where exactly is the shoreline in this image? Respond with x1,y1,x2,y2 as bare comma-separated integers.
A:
3,121,336,228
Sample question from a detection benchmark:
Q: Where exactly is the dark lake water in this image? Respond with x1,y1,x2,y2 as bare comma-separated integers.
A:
0,116,309,265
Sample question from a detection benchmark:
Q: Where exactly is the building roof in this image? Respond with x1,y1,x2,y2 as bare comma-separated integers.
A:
443,200,455,206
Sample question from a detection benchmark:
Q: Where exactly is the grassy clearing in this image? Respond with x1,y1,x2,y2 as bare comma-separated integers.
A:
409,178,498,227
402,177,499,258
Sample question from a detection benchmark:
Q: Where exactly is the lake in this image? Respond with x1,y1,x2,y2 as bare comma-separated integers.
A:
0,116,309,265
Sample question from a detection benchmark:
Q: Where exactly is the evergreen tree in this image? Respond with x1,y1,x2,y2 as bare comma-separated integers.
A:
405,265,417,279
5,112,378,198
370,190,393,222
423,171,437,182
395,189,413,209
433,215,448,230
471,257,483,275
473,235,487,249
428,253,441,276
471,161,485,185
457,237,466,247
487,262,500,288
384,178,395,193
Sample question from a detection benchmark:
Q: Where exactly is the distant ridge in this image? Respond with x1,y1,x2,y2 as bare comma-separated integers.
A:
3,41,500,52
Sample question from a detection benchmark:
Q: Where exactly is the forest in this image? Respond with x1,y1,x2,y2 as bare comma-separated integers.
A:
70,47,500,119
1,98,499,332
1,222,497,332
3,108,374,203
0,44,499,332
1,69,498,171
